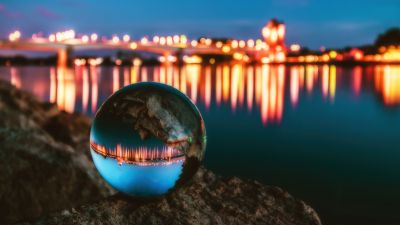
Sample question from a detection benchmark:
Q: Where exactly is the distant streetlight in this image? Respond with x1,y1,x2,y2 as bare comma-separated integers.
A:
9,30,21,42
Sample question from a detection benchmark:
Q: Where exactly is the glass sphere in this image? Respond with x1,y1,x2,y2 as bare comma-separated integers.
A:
90,82,206,197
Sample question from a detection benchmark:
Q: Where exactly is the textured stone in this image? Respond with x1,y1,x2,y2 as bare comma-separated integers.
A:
28,168,321,225
0,81,114,224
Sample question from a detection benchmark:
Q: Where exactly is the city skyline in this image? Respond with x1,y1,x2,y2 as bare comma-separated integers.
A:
1,0,399,49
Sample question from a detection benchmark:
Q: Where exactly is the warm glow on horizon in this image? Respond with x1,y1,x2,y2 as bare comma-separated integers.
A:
3,18,400,65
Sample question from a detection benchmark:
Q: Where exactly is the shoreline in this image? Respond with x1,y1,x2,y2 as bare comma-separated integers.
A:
1,61,399,67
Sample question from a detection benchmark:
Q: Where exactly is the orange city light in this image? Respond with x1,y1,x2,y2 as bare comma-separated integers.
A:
81,35,89,43
290,44,301,52
153,35,160,43
205,38,212,46
52,29,75,42
88,57,103,66
49,34,56,42
262,27,270,38
247,39,255,48
180,35,188,44
132,58,142,66
233,52,244,60
183,55,202,64
173,35,180,44
74,58,86,66
123,34,130,42
222,45,231,53
239,40,246,48
9,30,21,42
129,42,137,49
231,40,239,48
329,51,338,59
166,36,173,45
382,47,400,62
90,33,98,42
191,40,198,47
160,36,166,45
112,35,120,44
278,24,285,38
140,37,149,45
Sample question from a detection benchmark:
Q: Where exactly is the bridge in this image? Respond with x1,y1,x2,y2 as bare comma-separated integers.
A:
0,20,286,66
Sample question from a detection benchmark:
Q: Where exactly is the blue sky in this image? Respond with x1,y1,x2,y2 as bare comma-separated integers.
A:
0,0,399,49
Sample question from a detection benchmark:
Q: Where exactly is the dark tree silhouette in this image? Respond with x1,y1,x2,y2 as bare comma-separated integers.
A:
375,27,400,47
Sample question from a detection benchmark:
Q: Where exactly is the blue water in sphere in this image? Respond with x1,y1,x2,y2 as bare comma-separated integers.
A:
90,82,206,197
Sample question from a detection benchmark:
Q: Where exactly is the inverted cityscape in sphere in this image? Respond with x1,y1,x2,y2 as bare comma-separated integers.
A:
90,82,206,197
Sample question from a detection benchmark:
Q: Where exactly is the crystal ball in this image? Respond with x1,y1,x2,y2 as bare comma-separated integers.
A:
90,82,206,197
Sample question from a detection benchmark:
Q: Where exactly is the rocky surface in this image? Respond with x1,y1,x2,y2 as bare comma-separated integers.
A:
0,81,114,224
0,80,321,225
28,169,321,225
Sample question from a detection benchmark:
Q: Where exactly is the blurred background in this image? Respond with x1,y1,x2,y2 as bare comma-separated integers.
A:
1,1,400,224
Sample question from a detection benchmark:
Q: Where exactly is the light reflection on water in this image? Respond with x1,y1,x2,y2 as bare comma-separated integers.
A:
3,64,400,122
1,64,400,224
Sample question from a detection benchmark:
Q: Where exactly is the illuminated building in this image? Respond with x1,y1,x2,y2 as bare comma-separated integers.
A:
262,19,286,62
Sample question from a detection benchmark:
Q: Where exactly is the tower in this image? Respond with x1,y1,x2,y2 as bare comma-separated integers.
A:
262,19,286,62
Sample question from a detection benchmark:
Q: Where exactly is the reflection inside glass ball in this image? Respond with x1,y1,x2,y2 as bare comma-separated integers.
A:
90,82,206,197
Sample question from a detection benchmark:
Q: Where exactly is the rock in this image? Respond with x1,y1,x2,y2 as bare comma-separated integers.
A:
0,80,321,225
0,81,114,224
28,168,321,225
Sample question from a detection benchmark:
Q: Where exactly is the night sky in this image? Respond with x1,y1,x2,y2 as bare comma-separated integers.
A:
0,0,399,49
